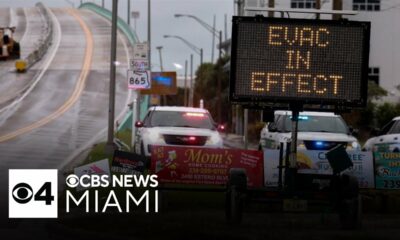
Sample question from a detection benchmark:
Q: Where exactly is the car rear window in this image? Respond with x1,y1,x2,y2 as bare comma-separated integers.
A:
282,115,348,134
149,111,215,129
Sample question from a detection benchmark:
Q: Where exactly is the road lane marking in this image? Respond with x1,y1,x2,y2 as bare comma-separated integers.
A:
0,8,93,143
0,6,62,116
59,11,134,170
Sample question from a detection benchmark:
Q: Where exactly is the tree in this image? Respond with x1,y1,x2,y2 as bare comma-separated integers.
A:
193,56,231,123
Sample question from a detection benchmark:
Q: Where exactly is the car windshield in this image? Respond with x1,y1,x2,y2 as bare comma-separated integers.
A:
283,115,348,134
149,111,215,129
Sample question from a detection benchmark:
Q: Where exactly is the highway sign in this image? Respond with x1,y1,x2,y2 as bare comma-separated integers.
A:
127,70,151,89
130,59,149,71
133,43,148,60
140,72,177,95
229,16,370,107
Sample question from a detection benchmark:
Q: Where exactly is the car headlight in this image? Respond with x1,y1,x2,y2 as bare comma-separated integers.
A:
148,134,163,143
347,141,361,150
297,140,305,149
207,133,222,145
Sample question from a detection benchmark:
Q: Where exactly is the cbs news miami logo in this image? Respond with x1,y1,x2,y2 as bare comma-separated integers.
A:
9,169,58,218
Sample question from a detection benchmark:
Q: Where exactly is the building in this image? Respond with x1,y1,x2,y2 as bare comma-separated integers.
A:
242,0,400,98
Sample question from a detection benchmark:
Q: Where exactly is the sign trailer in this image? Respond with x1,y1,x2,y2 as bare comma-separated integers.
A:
227,15,371,228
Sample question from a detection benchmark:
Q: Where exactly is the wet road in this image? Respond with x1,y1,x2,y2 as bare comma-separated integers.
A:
0,7,134,209
0,7,46,106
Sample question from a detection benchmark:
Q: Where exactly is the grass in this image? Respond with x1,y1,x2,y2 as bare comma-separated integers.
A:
80,129,133,166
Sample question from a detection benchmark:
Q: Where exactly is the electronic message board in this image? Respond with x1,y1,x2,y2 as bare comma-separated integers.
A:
230,17,370,107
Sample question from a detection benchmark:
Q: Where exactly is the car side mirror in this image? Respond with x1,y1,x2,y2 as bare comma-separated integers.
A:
135,121,144,128
267,122,277,132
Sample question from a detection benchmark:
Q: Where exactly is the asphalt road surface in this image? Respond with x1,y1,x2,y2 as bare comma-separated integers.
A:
0,7,134,220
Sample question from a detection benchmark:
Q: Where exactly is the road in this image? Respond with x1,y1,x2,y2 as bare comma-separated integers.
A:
0,6,134,220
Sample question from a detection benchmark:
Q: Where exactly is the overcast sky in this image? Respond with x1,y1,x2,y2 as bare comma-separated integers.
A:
0,0,235,75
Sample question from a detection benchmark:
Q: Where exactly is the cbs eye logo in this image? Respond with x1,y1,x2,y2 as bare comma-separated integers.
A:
9,169,58,218
12,182,54,205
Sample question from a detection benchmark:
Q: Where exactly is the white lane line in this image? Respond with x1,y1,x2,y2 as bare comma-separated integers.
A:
0,6,62,116
59,10,134,170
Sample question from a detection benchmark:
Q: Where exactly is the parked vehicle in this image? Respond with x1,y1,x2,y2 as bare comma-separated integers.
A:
363,116,400,152
259,111,361,151
134,106,224,157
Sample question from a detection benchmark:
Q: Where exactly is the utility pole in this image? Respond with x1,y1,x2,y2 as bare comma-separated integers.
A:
106,0,118,153
127,0,130,26
200,48,203,65
211,15,215,63
224,14,227,40
184,60,188,106
268,0,274,17
148,0,151,70
156,46,166,105
101,0,104,8
156,46,163,72
332,0,343,20
189,54,193,107
316,0,321,19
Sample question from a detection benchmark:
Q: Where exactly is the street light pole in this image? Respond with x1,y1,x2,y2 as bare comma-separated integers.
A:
217,30,222,123
106,0,118,153
174,13,223,120
184,60,188,106
127,0,130,26
156,46,163,72
163,35,202,64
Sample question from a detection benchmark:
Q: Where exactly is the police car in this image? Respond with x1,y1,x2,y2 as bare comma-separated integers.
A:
134,106,224,157
259,111,361,151
363,116,400,152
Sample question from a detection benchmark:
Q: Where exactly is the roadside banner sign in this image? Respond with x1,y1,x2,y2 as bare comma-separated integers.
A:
140,72,177,95
264,150,374,188
374,152,400,189
111,150,146,175
128,70,151,89
74,158,110,191
133,43,148,60
150,146,264,187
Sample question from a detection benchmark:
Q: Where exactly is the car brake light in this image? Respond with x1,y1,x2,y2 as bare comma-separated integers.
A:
185,112,205,117
189,136,196,141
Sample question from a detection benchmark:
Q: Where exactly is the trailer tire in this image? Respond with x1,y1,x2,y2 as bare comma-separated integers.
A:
337,174,361,229
225,169,247,224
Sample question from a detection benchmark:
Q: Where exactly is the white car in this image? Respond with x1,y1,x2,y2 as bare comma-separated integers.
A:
363,116,400,152
259,111,361,151
134,106,224,157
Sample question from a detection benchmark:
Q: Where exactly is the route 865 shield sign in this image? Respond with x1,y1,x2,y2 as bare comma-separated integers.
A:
127,70,151,89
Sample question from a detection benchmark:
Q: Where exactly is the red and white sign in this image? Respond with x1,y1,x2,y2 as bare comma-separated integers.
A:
150,146,264,187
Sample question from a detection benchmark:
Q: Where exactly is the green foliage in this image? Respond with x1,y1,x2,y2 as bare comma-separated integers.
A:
368,81,387,100
375,102,400,127
194,56,231,123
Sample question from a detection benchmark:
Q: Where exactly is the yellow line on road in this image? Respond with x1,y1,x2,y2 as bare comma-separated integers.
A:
0,8,93,143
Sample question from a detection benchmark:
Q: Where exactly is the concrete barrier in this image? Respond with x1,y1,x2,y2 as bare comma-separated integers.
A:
23,2,53,70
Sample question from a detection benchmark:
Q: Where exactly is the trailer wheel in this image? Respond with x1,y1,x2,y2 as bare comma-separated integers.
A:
225,168,247,224
337,174,361,230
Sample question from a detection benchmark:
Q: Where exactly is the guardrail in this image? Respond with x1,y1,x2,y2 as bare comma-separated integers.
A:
79,2,149,130
79,2,139,44
23,2,53,69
